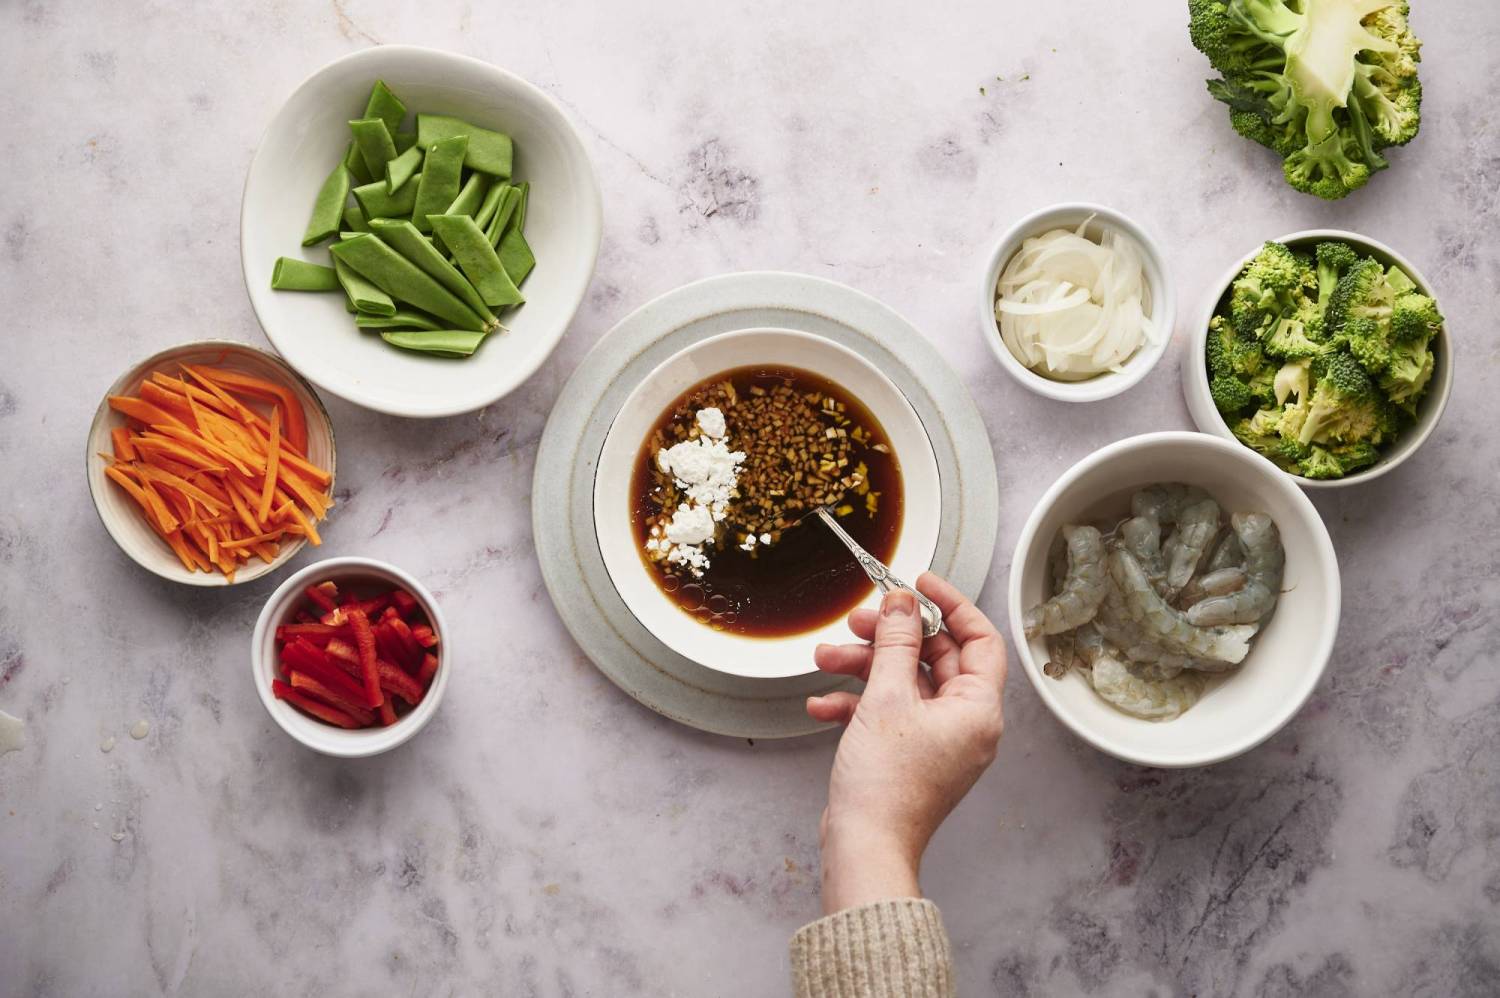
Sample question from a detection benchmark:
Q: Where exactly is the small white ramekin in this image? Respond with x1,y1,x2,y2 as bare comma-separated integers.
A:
1182,229,1453,489
252,557,450,757
979,202,1175,403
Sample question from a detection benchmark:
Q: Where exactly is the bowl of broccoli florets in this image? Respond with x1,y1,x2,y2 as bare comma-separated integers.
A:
1183,231,1451,487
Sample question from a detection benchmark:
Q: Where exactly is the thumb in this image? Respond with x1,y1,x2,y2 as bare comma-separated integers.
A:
864,590,923,698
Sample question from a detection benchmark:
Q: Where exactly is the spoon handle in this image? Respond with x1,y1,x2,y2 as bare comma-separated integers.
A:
815,508,942,638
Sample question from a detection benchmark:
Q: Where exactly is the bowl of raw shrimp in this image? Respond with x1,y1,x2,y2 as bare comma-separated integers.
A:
1007,431,1340,768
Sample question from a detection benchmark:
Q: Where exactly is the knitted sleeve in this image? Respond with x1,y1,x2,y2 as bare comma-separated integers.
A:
789,898,955,998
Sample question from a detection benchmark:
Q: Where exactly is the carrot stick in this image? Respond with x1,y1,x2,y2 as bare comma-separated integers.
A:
105,466,169,533
108,396,188,429
132,434,230,474
132,463,228,514
110,427,137,461
189,364,308,454
257,406,281,523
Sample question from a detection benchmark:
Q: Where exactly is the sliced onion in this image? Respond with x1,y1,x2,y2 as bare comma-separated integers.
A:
993,221,1153,380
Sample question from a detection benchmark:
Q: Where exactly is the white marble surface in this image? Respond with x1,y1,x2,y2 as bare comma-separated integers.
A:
3,1,1498,994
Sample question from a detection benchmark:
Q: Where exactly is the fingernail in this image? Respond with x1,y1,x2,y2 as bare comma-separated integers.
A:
882,591,916,618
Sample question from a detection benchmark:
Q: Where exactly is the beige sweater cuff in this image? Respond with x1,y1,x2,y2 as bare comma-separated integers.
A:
789,898,955,998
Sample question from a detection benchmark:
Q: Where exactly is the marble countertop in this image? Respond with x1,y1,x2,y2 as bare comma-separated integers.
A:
3,1,1497,994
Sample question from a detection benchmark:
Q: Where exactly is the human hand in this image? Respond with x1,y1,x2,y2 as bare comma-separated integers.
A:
806,572,1006,914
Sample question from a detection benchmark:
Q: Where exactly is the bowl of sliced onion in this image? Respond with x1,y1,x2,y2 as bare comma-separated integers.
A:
980,202,1174,403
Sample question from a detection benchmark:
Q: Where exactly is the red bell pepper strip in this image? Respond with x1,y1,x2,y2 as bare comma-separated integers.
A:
417,653,439,687
276,622,343,646
283,639,369,704
377,701,398,726
289,671,376,726
410,624,439,648
348,610,384,709
272,679,363,729
391,590,419,619
385,616,424,668
304,581,339,612
373,620,408,669
377,659,424,705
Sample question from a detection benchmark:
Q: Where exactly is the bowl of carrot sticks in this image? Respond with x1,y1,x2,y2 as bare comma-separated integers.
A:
86,340,336,585
252,558,448,756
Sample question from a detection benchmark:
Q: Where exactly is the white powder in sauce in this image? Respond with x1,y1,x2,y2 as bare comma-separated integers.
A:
645,408,744,575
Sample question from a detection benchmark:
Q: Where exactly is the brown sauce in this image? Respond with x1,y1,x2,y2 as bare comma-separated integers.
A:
630,365,904,637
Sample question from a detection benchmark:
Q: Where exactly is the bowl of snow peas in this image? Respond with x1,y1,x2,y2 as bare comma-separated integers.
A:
242,46,602,418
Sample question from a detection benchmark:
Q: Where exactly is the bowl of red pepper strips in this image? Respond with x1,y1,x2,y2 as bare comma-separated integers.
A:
252,557,448,756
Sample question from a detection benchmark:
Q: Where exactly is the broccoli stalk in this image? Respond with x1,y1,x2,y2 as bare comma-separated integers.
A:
1189,0,1424,199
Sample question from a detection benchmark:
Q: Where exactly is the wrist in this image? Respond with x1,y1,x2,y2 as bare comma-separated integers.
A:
819,815,923,915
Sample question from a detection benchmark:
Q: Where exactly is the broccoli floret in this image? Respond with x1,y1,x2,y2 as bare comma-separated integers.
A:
1273,358,1312,405
1315,240,1360,311
1248,365,1279,407
1206,314,1264,380
1326,257,1394,341
1384,265,1417,295
1234,408,1303,470
1189,0,1425,200
1211,373,1255,415
1390,292,1441,342
1300,349,1393,445
1229,242,1315,338
1378,339,1434,410
1298,441,1383,479
1265,316,1328,360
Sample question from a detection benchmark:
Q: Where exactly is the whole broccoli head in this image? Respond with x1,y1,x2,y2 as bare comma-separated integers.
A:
1189,0,1424,199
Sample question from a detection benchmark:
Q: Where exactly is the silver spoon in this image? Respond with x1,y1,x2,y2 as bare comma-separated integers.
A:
813,507,942,637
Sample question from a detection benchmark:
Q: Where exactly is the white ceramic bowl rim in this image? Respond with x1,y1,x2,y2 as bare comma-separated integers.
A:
592,327,942,679
980,201,1175,403
1184,228,1453,489
1009,431,1341,768
251,556,450,757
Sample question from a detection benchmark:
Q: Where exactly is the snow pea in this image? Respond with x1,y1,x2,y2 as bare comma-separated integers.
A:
330,233,489,332
485,186,521,248
429,214,523,307
301,163,351,246
354,310,444,331
349,117,398,178
341,141,372,186
415,114,512,177
446,173,489,218
362,80,407,135
352,173,420,221
342,199,370,233
473,181,509,233
499,228,535,286
365,218,496,324
384,145,422,194
394,129,417,154
380,330,488,357
270,257,340,292
332,257,396,316
512,181,530,230
412,135,467,233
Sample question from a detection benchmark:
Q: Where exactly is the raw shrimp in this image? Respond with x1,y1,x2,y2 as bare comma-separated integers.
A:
1073,623,1109,667
1024,525,1108,638
1186,513,1284,627
1205,531,1244,573
1107,548,1256,664
1176,567,1248,609
1162,498,1222,596
1044,630,1078,678
1130,483,1208,526
1090,655,1207,721
1117,515,1166,591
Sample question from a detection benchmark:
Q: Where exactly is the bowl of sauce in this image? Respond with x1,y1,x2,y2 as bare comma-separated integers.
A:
594,328,940,679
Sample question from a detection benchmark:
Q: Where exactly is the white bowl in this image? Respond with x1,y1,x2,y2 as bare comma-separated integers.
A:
252,557,450,757
1008,432,1340,768
594,328,942,680
1183,229,1453,489
979,202,1174,403
86,340,336,586
241,45,603,418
